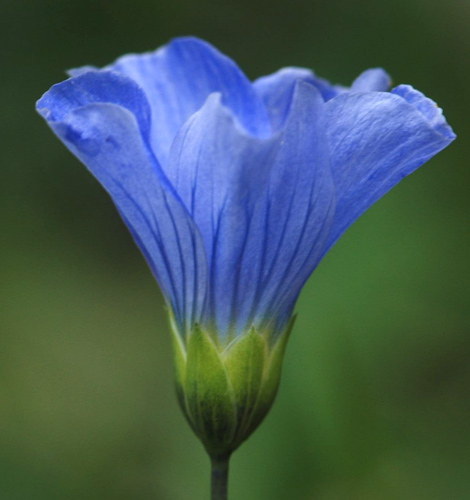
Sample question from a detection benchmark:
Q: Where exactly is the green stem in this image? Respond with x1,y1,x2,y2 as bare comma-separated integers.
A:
210,454,231,500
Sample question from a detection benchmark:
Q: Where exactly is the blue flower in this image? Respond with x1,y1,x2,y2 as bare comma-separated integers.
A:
37,36,455,457
37,37,455,344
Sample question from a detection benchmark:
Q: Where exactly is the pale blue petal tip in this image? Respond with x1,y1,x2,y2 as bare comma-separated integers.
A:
392,84,456,140
351,68,391,92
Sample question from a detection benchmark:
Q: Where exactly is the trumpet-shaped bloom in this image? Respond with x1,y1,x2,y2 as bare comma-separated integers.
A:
37,37,455,344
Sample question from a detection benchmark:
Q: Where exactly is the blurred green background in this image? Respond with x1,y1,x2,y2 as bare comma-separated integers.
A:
1,0,469,498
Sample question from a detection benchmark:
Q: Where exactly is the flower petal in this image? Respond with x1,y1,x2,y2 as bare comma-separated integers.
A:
254,67,392,132
37,75,208,335
167,92,276,264
254,67,344,130
37,70,152,137
167,93,277,336
323,87,455,254
67,65,98,77
391,84,455,139
248,82,335,332
350,68,391,92
101,37,271,169
168,82,335,338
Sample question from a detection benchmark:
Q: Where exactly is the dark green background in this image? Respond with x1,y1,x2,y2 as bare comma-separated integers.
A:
1,0,469,498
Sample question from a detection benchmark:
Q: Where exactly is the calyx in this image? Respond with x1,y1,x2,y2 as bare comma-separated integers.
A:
171,318,294,457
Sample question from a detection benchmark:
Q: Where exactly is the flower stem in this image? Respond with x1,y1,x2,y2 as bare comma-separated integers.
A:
210,454,231,500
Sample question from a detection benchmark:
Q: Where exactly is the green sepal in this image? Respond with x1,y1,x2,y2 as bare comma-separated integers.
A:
184,324,237,456
244,315,295,437
223,328,266,441
170,319,187,411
